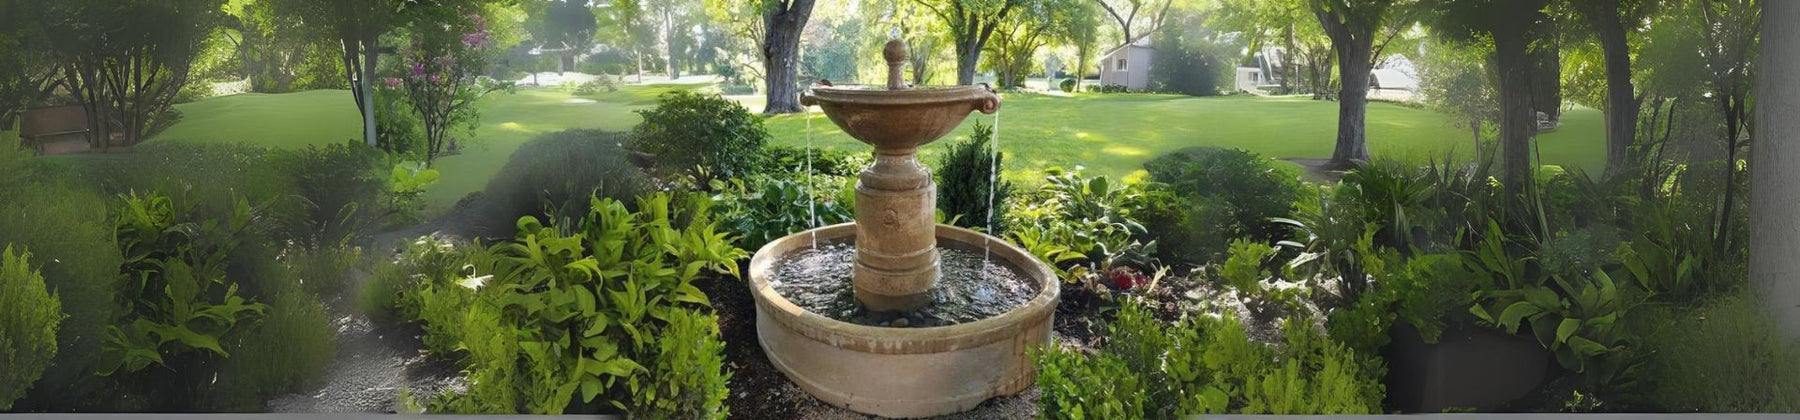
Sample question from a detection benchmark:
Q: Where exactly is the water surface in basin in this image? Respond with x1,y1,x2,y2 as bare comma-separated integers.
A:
769,242,1039,327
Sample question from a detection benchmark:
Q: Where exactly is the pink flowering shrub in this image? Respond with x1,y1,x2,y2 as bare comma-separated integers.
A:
396,9,509,164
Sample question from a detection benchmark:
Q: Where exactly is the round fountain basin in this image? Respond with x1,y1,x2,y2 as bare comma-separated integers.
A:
749,223,1058,418
799,85,1000,153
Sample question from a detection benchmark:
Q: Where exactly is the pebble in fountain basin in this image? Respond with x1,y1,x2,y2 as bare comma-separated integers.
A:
749,223,1058,418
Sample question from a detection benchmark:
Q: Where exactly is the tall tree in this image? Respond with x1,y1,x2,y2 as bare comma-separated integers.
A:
270,0,411,147
761,0,816,114
1093,0,1175,45
597,0,656,83
42,0,225,148
914,0,1027,85
1428,0,1551,200
1569,0,1656,178
1693,0,1758,257
1061,1,1103,91
1312,0,1414,167
985,0,1084,89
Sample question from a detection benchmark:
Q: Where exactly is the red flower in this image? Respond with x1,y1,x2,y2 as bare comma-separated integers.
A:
1109,267,1148,290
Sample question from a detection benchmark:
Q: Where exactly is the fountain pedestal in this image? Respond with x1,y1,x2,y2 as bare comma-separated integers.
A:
760,38,1050,418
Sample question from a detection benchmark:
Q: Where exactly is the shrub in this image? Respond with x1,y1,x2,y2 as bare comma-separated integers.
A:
1147,12,1232,97
1036,346,1147,419
936,121,1014,233
278,141,387,250
719,83,756,96
376,87,427,155
0,180,122,408
1037,300,1384,416
0,246,63,410
1060,78,1077,92
758,145,864,178
713,174,854,250
632,91,768,184
630,308,730,419
1385,253,1479,344
427,193,745,414
213,278,335,409
99,191,267,377
571,76,619,95
470,129,646,238
1144,147,1298,266
1638,292,1800,412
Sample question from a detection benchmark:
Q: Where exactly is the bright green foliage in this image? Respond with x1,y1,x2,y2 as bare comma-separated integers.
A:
1036,346,1147,419
1221,239,1278,294
1040,300,1383,416
632,91,769,184
99,192,267,376
711,175,854,250
1339,159,1437,252
0,246,63,410
630,308,730,419
1639,292,1800,412
1008,167,1158,281
1471,269,1640,389
936,121,1014,233
0,172,123,408
426,192,745,414
387,161,442,226
1386,253,1479,343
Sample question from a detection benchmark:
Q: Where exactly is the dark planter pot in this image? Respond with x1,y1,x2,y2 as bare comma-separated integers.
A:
1384,320,1553,413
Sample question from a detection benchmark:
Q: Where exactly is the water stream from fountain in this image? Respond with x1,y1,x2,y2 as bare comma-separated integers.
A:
983,106,1002,263
806,103,818,249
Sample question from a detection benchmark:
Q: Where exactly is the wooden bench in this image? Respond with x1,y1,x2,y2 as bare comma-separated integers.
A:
19,105,94,153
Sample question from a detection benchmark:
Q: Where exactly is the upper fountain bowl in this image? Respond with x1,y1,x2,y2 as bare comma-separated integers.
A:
799,84,1001,154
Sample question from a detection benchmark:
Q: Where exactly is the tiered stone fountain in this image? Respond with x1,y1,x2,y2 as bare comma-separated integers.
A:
747,39,1059,418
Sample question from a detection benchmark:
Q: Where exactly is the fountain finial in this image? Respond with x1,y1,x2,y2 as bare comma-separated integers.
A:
884,39,908,90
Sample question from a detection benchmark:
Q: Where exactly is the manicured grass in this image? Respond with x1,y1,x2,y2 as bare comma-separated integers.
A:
131,84,1604,217
764,93,1607,184
143,82,706,213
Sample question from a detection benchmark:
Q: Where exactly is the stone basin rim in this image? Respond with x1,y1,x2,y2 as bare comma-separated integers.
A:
748,222,1059,355
799,84,1001,110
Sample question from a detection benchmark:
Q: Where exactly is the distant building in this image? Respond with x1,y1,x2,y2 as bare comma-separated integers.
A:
1098,38,1154,91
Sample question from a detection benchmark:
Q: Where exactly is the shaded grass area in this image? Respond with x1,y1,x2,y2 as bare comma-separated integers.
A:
140,83,697,213
765,93,1607,184
116,86,1603,216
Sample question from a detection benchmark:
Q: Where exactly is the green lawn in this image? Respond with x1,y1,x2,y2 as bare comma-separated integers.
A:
765,93,1607,184
147,82,705,213
134,85,1604,218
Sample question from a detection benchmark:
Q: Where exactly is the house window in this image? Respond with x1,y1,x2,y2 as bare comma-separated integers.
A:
1116,58,1129,71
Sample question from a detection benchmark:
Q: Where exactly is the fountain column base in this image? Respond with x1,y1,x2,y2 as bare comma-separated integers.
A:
852,151,939,312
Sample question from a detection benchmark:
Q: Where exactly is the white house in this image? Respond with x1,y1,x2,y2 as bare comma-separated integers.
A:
1098,38,1154,91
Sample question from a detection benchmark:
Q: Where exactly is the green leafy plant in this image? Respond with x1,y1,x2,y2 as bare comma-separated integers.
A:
1036,346,1148,419
472,129,646,238
937,121,1014,233
1221,239,1278,294
1275,185,1385,302
387,161,441,226
1471,269,1641,388
1143,147,1299,265
279,141,385,249
632,91,769,184
711,174,853,250
1638,291,1800,412
0,246,63,410
99,191,267,376
629,308,730,419
424,192,745,414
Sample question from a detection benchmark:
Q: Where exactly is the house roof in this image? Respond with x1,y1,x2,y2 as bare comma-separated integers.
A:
1101,37,1154,59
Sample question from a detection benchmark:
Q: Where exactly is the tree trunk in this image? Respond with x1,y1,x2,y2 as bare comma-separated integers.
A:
761,0,814,115
1751,0,1800,337
1592,4,1639,179
1493,26,1536,201
1327,39,1373,167
955,42,980,86
359,36,379,148
1528,26,1562,124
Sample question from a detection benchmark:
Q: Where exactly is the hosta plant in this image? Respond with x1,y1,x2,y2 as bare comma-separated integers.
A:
99,192,266,376
1471,269,1642,388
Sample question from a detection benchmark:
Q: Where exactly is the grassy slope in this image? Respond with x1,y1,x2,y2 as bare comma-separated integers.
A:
139,86,1603,216
765,93,1607,184
147,84,693,213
